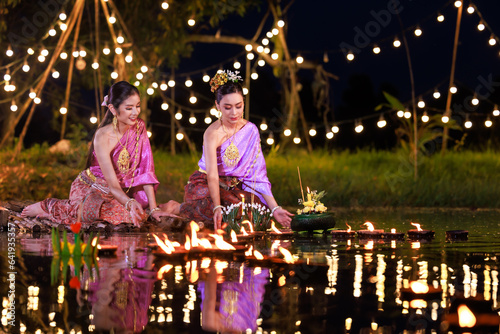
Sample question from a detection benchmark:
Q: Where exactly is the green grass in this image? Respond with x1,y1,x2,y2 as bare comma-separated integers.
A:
2,145,499,208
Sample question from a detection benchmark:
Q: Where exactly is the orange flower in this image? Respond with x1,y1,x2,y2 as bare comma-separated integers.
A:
69,276,81,289
70,222,82,234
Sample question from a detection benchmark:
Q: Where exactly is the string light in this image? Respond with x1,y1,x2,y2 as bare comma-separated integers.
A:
134,81,140,86
59,107,67,115
466,5,475,14
309,127,317,136
414,26,422,37
266,132,274,145
147,87,154,95
152,82,158,88
188,17,196,26
450,85,457,94
493,105,499,116
272,28,279,35
41,48,49,57
89,59,98,70
60,51,68,59
393,38,401,48
136,73,144,80
257,45,264,53
332,125,339,133
59,11,67,21
404,110,412,119
22,61,30,72
27,48,34,55
421,112,429,123
264,47,270,54
433,89,441,99
262,38,269,46
326,131,334,139
90,114,97,124
477,21,485,31
34,97,41,104
251,72,258,80
323,51,329,63
3,71,11,81
271,53,279,60
29,89,36,99
266,31,273,38
296,54,304,63
175,110,182,120
108,13,116,24
176,132,184,140
202,73,210,82
189,93,197,104
442,115,450,123
125,51,133,63
346,51,354,61
37,55,45,62
417,97,425,108
51,69,60,79
72,50,79,58
189,113,197,124
260,120,268,131
103,44,111,55
377,116,387,128
245,44,252,51
185,77,193,87
454,1,462,8
161,2,169,10
258,59,265,67
247,53,255,60
204,114,212,124
373,45,381,54
111,71,118,79
168,79,175,87
464,115,472,128
6,45,13,57
354,121,364,133
397,110,404,118
141,65,148,73
233,61,241,69
160,81,168,90
210,107,218,116
147,129,152,138
117,32,124,44
437,13,445,22
79,49,87,57
485,117,492,127
284,128,291,136
11,100,18,112
48,27,56,36
293,136,301,144
161,102,169,110
242,87,248,95
471,95,479,106
488,35,496,46
59,22,67,31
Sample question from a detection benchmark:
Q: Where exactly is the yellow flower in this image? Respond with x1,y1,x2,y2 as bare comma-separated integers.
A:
303,206,311,213
303,200,315,207
314,204,327,213
297,209,303,214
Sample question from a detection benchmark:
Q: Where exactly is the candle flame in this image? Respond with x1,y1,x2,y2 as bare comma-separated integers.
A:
271,221,282,234
157,264,173,279
307,186,310,193
231,230,238,243
278,275,286,286
198,238,212,249
209,234,236,250
190,221,199,247
241,226,249,235
253,250,264,260
410,281,430,294
345,223,351,232
458,304,476,328
364,222,375,231
242,220,254,233
91,236,98,247
411,222,422,231
153,233,173,254
245,245,253,256
184,235,191,251
279,246,295,263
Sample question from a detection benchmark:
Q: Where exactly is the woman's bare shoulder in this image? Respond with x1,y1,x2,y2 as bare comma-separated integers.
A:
94,125,113,148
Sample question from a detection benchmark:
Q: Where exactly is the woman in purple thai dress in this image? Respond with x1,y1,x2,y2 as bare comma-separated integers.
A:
22,81,163,226
165,70,293,229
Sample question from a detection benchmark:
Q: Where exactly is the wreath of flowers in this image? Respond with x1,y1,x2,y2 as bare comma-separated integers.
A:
209,70,242,92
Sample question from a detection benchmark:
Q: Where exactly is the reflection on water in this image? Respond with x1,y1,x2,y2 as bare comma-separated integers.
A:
1,209,500,333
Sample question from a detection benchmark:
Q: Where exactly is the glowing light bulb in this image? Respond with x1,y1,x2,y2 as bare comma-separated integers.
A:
266,136,274,145
27,48,34,55
52,70,60,79
90,115,97,124
464,120,472,128
243,88,248,95
373,45,381,54
161,2,169,10
59,107,67,115
147,87,154,95
247,53,255,60
110,71,118,79
233,61,241,69
271,53,279,60
29,90,36,99
49,27,56,36
125,52,133,63
437,14,444,22
422,112,429,123
11,101,18,112
485,118,492,127
264,47,270,54
108,14,116,24
185,78,193,87
204,115,212,124
136,73,143,80
60,23,67,31
404,111,412,119
188,18,195,26
309,128,317,136
189,114,196,124
326,132,334,139
59,11,67,20
296,55,304,63
72,50,79,58
251,72,258,80
103,46,110,55
277,20,285,28
293,136,301,144
477,22,485,31
117,34,124,44
161,102,169,110
489,36,496,46
332,125,339,133
397,110,404,117
450,86,457,94
467,5,474,14
493,105,499,116
160,82,168,91
418,99,425,108
22,63,30,72
175,111,182,120
260,121,268,131
442,115,449,123
38,55,46,62
257,45,264,53
245,44,252,51
34,97,41,104
433,90,441,99
60,51,68,59
377,118,387,128
6,46,13,57
454,1,462,8
284,128,291,136
346,52,354,61
272,28,279,35
189,95,197,104
176,132,184,140
262,38,269,46
258,59,265,67
79,49,86,57
355,123,364,133
168,80,175,87
471,96,479,106
393,38,401,47
202,74,210,82
92,60,99,69
266,31,273,38
141,65,148,73
147,130,152,138
414,27,422,37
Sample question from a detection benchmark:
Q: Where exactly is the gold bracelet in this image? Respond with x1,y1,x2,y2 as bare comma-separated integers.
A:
149,207,160,216
125,198,137,211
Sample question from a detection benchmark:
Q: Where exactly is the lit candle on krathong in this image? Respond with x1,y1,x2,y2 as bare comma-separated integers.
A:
241,194,245,215
408,222,435,240
307,187,312,202
331,222,356,239
357,221,384,239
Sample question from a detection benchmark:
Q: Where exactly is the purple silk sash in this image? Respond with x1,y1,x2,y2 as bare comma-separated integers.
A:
198,122,272,205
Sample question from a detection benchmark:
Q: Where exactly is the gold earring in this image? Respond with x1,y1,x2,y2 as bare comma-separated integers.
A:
113,115,117,129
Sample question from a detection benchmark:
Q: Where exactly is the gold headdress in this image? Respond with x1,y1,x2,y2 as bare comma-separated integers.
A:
209,70,242,92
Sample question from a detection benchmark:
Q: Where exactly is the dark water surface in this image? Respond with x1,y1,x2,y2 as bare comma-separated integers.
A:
1,209,499,333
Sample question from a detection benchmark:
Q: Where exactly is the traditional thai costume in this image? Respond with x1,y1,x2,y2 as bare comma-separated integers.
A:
180,122,272,226
40,119,159,225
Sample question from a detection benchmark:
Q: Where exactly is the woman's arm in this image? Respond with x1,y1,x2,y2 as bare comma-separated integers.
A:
262,193,293,228
94,128,145,225
204,129,223,229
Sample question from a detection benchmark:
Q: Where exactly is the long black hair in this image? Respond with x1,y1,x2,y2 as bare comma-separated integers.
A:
85,81,140,168
214,80,244,104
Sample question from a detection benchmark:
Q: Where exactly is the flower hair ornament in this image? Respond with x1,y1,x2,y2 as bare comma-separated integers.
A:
101,95,109,107
209,70,243,92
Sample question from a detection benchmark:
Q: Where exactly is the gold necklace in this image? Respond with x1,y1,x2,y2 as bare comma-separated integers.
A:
221,121,240,167
114,121,131,173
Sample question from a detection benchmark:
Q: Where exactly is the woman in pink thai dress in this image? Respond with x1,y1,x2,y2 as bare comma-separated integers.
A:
22,81,164,226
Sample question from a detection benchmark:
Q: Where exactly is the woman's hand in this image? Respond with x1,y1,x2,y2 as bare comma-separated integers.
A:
213,208,223,230
129,201,147,227
273,207,294,228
